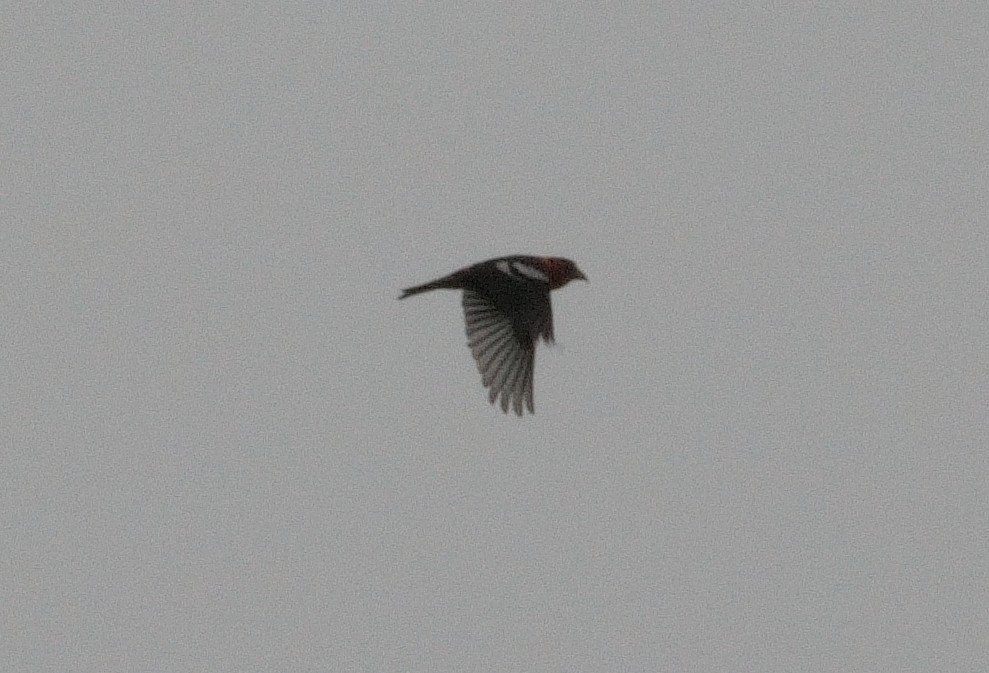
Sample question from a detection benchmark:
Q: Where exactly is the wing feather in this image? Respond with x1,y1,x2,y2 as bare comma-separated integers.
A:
462,290,536,415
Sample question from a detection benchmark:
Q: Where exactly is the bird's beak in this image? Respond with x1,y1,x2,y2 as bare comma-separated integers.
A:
576,269,588,281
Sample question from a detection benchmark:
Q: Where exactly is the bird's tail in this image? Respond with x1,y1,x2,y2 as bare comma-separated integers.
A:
399,272,463,299
398,280,448,299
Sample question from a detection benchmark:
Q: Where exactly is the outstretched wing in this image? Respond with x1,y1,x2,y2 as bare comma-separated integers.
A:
462,290,536,415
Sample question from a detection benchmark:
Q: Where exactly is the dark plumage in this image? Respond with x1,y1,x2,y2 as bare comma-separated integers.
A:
400,256,586,415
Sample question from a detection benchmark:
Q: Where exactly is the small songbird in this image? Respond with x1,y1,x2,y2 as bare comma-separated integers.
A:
400,256,587,415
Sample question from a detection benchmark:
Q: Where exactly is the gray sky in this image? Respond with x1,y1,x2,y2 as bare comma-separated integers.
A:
4,3,988,671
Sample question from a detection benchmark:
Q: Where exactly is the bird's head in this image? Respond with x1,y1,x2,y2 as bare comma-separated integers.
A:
543,257,587,289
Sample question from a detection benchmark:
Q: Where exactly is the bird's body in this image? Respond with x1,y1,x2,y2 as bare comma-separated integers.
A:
400,256,586,415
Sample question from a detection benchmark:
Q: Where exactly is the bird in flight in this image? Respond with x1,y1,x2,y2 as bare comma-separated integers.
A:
400,256,587,415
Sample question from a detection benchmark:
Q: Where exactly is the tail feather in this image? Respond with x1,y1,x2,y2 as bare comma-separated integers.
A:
399,272,465,299
398,280,446,299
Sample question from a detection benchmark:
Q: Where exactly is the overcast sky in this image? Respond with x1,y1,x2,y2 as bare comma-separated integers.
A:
4,3,988,672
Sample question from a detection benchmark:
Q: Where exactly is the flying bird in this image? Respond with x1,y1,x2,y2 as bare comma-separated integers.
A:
400,256,587,415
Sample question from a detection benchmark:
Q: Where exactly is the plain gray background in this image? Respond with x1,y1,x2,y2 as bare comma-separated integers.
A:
4,3,987,671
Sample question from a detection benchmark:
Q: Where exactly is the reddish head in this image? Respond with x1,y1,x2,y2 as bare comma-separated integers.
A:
542,257,587,289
